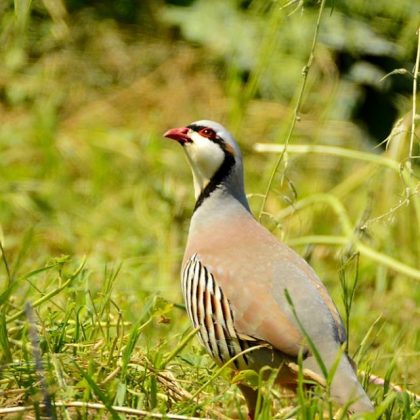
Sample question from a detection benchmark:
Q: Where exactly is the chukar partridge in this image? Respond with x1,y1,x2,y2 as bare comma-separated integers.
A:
164,120,374,417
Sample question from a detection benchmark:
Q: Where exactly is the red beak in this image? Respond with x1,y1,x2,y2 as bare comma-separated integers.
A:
163,127,191,144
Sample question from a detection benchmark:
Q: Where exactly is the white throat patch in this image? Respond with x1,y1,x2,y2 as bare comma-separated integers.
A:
184,131,225,198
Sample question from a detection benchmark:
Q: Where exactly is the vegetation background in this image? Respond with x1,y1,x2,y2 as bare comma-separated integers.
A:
0,0,419,418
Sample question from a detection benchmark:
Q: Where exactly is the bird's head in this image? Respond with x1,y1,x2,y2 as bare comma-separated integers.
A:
164,120,248,211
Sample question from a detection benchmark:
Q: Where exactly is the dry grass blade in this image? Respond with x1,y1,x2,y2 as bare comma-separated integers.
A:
0,402,211,419
361,371,420,401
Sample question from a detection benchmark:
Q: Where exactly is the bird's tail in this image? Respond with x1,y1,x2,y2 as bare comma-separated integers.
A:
330,356,374,413
303,349,374,414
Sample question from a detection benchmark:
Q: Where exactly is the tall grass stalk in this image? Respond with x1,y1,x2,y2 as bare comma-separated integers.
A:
258,0,327,221
409,28,420,170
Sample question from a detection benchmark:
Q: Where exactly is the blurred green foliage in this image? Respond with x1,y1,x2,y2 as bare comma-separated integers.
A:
163,0,417,140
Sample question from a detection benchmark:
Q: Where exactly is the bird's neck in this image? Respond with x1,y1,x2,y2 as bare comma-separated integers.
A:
193,152,236,211
190,186,251,236
193,157,250,215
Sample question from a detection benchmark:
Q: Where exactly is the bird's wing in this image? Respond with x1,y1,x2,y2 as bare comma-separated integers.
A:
182,252,303,357
184,215,346,358
193,249,346,360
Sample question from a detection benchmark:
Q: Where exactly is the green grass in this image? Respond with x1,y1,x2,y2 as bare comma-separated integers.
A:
0,1,419,418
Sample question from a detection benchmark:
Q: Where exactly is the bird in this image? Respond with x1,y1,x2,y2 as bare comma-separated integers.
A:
164,120,374,417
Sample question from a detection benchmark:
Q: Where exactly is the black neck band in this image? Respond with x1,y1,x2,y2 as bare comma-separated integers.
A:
193,153,235,212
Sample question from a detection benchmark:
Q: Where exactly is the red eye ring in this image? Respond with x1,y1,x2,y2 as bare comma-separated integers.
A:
199,127,216,138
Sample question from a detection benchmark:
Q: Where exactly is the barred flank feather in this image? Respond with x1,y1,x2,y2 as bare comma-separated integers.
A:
182,254,250,369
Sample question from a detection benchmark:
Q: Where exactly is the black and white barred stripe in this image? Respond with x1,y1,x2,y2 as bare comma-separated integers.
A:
182,254,251,369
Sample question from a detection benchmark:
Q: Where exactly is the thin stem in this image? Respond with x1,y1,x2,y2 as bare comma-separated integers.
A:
256,141,420,234
254,143,402,172
190,344,269,400
287,235,420,280
0,241,12,286
160,327,199,368
409,27,420,170
258,0,327,220
6,257,86,323
229,3,284,131
274,192,354,236
0,402,208,419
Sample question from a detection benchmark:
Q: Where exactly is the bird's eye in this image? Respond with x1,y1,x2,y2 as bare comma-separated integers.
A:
199,128,216,139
